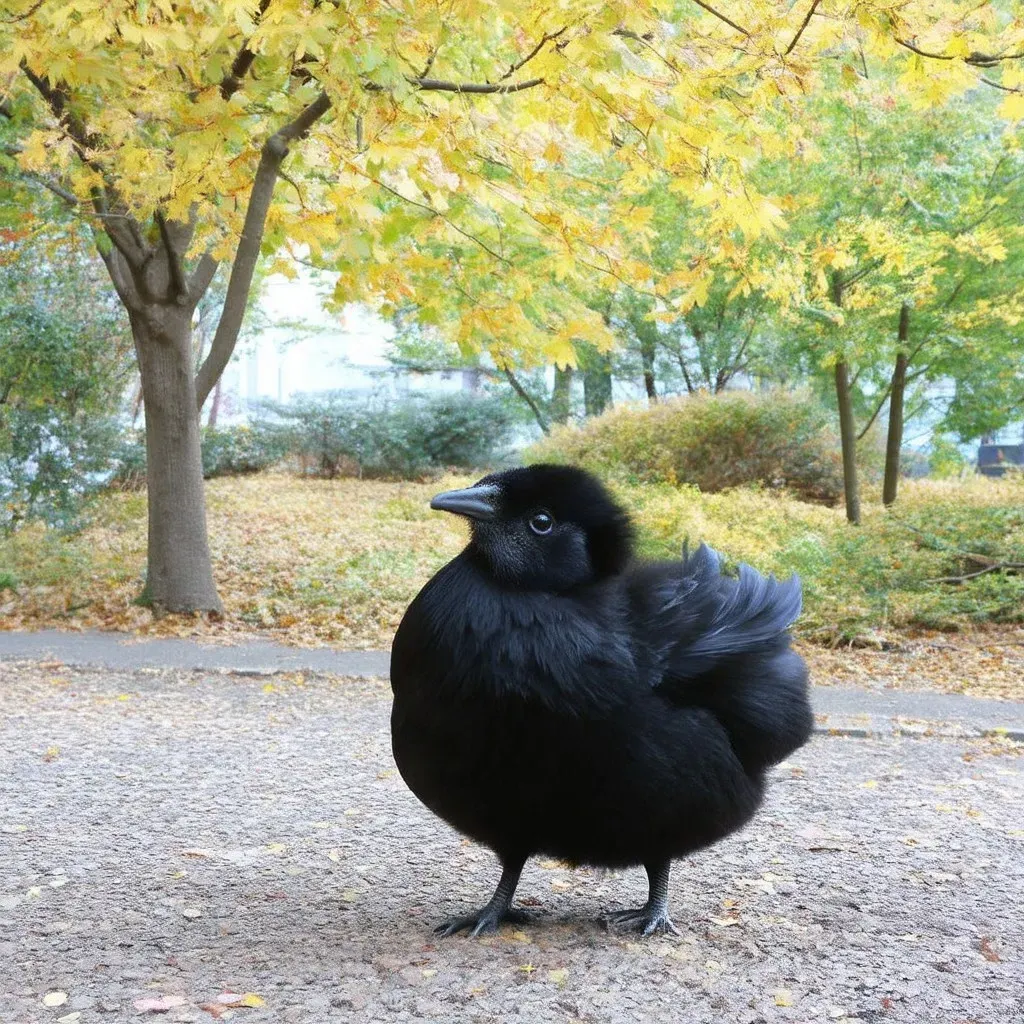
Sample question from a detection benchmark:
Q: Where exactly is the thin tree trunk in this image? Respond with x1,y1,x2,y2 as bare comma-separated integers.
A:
550,365,574,425
883,303,910,507
207,377,222,429
830,272,859,525
639,335,657,404
131,308,222,613
583,352,613,417
835,360,860,525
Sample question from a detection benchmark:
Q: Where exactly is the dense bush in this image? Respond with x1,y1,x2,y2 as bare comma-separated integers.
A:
527,390,847,504
1,408,121,533
264,390,516,479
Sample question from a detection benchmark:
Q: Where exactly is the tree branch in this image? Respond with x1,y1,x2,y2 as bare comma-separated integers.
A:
220,0,274,100
500,27,566,80
369,176,511,266
784,0,820,55
843,258,882,288
501,366,550,433
927,561,1024,584
0,0,47,23
895,38,1024,67
195,91,332,409
155,211,190,304
189,253,219,298
411,76,545,94
980,75,1022,93
689,0,749,37
20,60,149,267
856,382,892,440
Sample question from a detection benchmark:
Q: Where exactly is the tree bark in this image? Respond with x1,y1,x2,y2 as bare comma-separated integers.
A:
883,303,910,507
835,360,860,525
129,307,222,612
550,365,574,424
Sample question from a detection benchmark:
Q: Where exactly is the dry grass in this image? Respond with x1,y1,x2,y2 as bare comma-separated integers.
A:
1,473,1022,666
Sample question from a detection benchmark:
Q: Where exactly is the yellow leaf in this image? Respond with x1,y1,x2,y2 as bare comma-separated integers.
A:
774,990,794,1007
43,992,68,1007
998,93,1024,122
548,968,568,986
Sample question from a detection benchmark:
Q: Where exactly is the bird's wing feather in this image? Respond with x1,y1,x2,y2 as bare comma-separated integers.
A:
630,543,802,687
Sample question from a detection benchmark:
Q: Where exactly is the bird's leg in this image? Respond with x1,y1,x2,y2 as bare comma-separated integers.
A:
603,860,681,936
435,857,531,937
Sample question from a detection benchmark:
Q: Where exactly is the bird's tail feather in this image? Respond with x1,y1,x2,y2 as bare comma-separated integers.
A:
661,544,812,771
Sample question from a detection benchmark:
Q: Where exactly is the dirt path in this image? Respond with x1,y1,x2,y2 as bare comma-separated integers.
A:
1,662,1022,1024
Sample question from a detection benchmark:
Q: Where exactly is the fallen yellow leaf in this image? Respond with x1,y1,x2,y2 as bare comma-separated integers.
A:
774,990,794,1007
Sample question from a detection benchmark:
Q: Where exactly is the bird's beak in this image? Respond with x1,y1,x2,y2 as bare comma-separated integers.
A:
429,484,499,521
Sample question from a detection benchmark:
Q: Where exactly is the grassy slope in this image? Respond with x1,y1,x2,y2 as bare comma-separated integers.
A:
1,473,1022,652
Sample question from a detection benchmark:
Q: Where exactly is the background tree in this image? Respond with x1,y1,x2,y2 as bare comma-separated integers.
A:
0,223,132,531
3,0,1023,608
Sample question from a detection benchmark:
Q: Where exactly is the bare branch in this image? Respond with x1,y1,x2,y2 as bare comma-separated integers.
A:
895,37,1024,67
856,383,892,441
500,27,566,81
689,0,749,37
411,76,545,94
195,91,332,409
980,75,1022,93
370,176,511,266
0,0,47,23
784,0,821,56
927,562,1024,584
501,366,550,433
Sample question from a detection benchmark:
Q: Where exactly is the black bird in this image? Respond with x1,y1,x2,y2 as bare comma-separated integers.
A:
390,464,812,936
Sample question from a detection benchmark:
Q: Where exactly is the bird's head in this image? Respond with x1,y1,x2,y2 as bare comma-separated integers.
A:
430,464,634,591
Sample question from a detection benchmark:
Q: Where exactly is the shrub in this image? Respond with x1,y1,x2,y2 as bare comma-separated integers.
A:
109,424,291,488
265,390,516,479
1,407,122,534
201,424,290,478
527,390,846,503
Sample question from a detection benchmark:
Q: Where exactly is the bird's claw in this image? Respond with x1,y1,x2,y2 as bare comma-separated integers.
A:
602,906,682,937
435,906,534,938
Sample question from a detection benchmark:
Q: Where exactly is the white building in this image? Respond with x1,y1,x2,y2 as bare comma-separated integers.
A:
212,268,473,422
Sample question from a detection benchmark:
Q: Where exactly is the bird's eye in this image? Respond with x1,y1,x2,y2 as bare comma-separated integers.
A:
529,511,554,535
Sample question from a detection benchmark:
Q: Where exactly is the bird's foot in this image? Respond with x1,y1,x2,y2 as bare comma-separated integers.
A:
436,906,534,938
602,905,682,937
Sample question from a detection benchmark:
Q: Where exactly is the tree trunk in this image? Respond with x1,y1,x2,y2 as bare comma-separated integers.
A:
883,303,910,507
131,308,222,613
834,359,860,525
639,335,657,404
583,352,613,417
550,365,574,425
207,377,222,429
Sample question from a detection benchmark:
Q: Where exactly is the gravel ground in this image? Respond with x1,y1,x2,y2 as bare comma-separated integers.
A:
1,662,1022,1024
